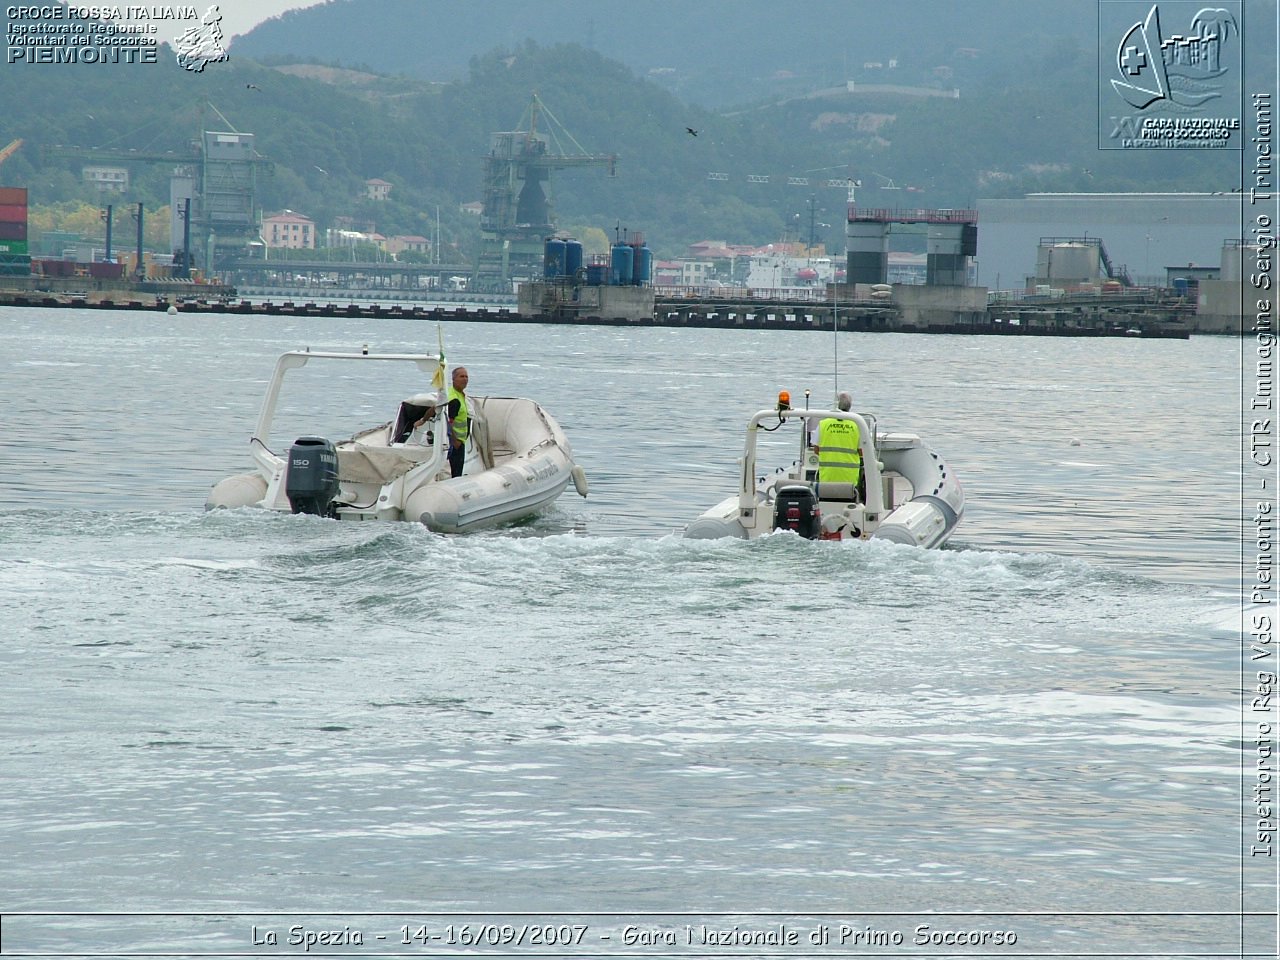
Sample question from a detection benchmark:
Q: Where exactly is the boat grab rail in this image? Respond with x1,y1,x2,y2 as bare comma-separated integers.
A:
250,350,442,474
740,408,885,517
252,350,442,455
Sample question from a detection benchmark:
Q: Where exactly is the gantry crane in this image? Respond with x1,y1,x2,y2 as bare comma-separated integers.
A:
476,93,617,289
49,104,272,272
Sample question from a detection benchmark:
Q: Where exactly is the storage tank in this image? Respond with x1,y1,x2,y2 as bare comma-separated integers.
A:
564,238,583,278
610,242,633,285
544,237,566,279
1221,242,1259,281
1172,277,1189,297
1036,241,1101,284
631,242,651,286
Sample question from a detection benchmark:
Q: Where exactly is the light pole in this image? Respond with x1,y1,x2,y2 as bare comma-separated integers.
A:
101,204,113,263
130,202,143,280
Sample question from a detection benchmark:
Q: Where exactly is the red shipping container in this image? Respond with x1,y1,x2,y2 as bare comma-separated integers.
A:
0,187,28,205
0,203,28,223
0,221,27,240
38,259,73,277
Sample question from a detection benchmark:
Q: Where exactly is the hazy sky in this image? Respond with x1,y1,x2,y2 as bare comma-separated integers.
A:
218,0,326,38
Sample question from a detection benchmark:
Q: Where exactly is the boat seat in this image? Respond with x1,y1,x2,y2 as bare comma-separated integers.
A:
815,481,861,503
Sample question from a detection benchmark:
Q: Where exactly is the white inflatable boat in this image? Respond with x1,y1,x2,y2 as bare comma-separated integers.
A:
684,395,963,548
205,349,587,532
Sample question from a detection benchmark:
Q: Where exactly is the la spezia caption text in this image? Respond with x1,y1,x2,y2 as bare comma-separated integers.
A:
1248,89,1278,863
248,921,1019,953
6,5,201,64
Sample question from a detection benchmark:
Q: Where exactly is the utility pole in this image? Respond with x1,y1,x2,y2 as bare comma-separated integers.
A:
101,204,113,263
131,202,144,280
178,198,192,278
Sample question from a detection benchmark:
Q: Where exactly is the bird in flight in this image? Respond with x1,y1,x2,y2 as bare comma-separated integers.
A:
686,127,698,137
246,83,261,91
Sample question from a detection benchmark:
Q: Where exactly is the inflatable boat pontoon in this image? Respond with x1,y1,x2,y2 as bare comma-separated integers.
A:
684,395,963,548
206,349,587,532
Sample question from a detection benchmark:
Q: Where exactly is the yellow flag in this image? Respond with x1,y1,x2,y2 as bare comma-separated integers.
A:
430,324,446,390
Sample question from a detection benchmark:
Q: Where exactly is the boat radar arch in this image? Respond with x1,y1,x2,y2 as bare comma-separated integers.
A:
684,399,963,548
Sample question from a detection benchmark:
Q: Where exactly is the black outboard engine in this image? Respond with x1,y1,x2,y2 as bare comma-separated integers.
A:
772,483,820,539
285,436,339,517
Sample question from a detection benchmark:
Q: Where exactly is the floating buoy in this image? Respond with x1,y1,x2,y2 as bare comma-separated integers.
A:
166,304,178,315
1069,438,1082,446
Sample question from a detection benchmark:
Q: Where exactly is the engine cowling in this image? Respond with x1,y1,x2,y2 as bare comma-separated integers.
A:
772,483,820,539
285,436,339,517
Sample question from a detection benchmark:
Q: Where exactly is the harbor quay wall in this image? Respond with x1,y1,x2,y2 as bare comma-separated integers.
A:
0,284,1200,339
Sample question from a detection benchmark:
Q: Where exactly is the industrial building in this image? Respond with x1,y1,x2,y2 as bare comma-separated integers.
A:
975,193,1243,292
63,128,270,275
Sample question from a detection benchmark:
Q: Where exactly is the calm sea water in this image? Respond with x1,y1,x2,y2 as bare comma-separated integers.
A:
0,307,1269,957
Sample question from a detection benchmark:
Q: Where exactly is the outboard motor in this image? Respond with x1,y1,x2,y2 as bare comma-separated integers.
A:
772,483,820,539
285,436,339,517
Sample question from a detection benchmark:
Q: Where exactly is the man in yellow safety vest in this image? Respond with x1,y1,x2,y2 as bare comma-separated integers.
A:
814,390,862,490
446,366,470,478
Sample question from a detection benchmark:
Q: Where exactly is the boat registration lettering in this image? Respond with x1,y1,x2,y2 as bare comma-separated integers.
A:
526,458,559,483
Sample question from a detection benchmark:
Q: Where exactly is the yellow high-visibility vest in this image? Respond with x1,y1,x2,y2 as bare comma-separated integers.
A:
448,386,469,443
817,417,861,484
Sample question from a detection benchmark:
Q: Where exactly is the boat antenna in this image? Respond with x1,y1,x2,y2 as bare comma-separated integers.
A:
801,389,811,458
832,281,839,400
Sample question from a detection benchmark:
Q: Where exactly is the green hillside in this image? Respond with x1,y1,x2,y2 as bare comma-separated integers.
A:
0,15,1246,265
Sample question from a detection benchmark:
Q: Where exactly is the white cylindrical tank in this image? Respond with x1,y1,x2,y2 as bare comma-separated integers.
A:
1040,242,1100,284
1220,242,1260,282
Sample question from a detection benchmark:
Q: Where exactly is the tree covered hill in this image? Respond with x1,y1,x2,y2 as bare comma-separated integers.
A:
229,0,1093,110
0,0,1248,262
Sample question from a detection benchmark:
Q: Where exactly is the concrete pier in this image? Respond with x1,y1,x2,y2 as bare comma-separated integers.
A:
0,284,1198,338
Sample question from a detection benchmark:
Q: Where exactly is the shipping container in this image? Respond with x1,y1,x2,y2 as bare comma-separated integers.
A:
88,262,125,280
0,187,28,205
0,203,29,223
36,259,74,277
0,240,28,255
0,220,28,241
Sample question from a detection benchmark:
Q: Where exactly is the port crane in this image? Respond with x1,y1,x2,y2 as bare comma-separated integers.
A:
476,93,617,289
49,104,272,272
